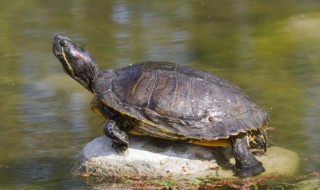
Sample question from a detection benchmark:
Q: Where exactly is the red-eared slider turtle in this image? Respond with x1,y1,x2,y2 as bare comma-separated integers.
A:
52,35,269,177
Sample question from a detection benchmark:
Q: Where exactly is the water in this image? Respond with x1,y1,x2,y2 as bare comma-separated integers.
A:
0,0,319,189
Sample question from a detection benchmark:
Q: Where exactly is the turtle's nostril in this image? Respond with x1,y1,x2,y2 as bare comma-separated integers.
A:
59,40,68,47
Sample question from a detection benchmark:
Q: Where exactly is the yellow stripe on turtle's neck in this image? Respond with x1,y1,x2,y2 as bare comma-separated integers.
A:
61,47,75,77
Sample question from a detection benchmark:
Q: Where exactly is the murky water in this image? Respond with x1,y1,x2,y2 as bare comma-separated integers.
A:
0,0,319,189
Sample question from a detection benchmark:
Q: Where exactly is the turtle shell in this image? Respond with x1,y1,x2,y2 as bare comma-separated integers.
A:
93,61,269,141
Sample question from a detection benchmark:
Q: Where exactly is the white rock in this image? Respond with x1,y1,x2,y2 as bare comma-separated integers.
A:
74,136,299,180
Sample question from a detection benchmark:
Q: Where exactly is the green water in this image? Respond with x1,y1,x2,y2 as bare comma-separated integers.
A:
0,0,319,189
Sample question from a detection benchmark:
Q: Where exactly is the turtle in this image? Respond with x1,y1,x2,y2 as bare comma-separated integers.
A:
52,35,269,177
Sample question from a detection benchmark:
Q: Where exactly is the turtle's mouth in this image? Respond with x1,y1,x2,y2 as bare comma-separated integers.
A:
53,49,61,56
52,41,61,57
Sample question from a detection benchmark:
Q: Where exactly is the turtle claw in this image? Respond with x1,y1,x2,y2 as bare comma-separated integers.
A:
252,150,266,156
235,162,265,178
112,142,128,155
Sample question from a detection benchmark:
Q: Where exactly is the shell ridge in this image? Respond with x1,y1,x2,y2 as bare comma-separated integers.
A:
146,69,158,108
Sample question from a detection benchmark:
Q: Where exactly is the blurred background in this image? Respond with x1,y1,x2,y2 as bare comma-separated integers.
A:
0,0,319,189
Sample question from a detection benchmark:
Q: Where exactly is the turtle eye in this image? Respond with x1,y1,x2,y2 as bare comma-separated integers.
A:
59,40,68,47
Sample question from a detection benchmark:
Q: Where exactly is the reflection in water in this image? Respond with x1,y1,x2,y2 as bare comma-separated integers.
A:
67,93,90,134
232,1,254,67
112,3,131,25
111,2,133,67
13,75,90,187
20,81,57,124
303,78,320,172
111,1,193,67
19,79,92,152
138,4,192,63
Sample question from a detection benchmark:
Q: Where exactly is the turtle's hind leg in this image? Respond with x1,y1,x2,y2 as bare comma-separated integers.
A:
104,120,129,155
231,133,265,178
249,128,268,151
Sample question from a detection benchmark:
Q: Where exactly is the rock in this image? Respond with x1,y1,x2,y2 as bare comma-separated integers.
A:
74,136,299,181
292,177,320,190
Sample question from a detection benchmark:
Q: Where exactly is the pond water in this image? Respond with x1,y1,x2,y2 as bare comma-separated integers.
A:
0,0,319,189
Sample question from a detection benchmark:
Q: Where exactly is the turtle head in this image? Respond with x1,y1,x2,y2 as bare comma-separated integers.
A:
52,35,99,93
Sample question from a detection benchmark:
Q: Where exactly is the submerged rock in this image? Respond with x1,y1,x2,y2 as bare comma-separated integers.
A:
74,136,299,181
293,177,320,190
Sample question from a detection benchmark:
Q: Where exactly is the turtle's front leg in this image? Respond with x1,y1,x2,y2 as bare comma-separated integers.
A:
231,133,265,178
91,96,108,120
104,120,129,155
